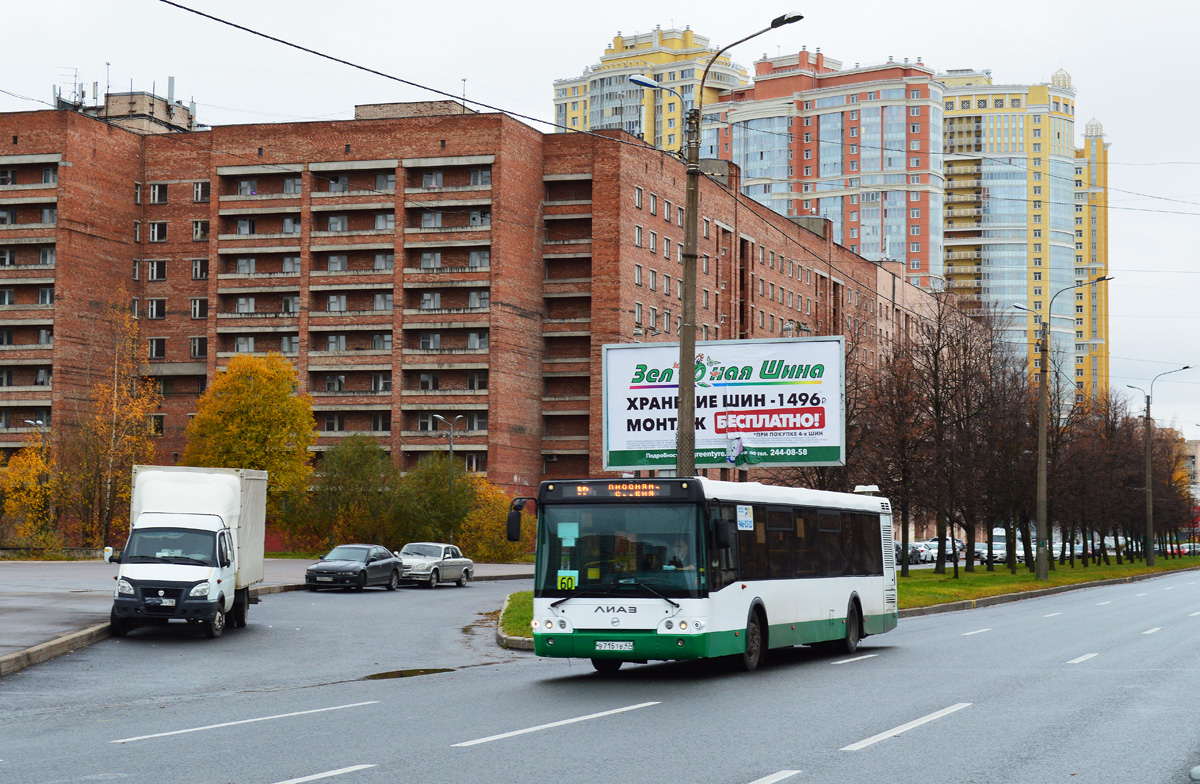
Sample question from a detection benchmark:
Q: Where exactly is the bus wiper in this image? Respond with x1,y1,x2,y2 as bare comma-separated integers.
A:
619,581,680,608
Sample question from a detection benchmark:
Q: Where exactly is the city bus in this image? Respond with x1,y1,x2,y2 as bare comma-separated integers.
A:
507,477,897,673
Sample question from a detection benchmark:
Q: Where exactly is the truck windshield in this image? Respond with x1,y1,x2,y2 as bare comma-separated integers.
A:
123,528,216,566
535,502,704,599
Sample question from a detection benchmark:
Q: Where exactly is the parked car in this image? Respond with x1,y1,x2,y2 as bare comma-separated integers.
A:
396,542,473,588
910,543,933,563
306,544,403,591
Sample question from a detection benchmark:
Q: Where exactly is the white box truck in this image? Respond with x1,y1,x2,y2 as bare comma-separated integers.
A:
104,465,268,639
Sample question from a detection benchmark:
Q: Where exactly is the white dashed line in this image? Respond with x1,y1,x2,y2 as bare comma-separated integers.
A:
1097,601,1112,606
1142,627,1162,635
1043,612,1063,618
1165,587,1176,591
1189,612,1200,617
832,654,878,665
1067,653,1099,664
962,629,991,636
841,704,971,751
1136,593,1147,597
746,771,801,784
270,765,376,784
112,702,379,743
453,702,659,747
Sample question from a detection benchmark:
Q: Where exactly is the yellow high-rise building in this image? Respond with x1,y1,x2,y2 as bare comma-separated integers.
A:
940,68,1109,403
552,26,748,153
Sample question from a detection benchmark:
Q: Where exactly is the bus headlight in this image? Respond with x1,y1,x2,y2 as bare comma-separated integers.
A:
679,621,688,630
544,619,554,630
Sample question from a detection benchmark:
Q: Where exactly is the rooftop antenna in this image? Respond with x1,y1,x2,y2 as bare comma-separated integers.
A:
461,78,466,113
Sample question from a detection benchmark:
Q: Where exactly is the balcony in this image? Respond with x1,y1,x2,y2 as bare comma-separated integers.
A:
945,179,981,189
401,306,489,317
311,389,392,399
401,265,490,276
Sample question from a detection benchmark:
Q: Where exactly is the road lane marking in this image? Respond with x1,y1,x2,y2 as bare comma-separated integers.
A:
746,772,801,784
1097,602,1111,606
111,702,379,743
832,654,878,665
840,703,971,751
1136,593,1147,597
1189,612,1200,617
1165,587,1176,591
1043,612,1062,618
1143,627,1162,635
270,766,376,784
1067,653,1099,664
452,702,659,747
962,629,991,636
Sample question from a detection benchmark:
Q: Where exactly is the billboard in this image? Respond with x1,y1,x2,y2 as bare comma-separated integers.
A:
602,337,845,470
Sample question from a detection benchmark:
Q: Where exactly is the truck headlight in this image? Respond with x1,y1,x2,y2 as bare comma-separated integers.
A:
190,582,210,597
116,578,134,595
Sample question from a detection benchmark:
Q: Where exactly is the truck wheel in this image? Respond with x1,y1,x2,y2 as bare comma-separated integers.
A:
231,601,247,628
110,609,131,637
204,607,226,639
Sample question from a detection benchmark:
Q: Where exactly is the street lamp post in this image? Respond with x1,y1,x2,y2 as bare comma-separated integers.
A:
1127,365,1191,566
630,11,802,477
433,414,465,544
1016,275,1112,580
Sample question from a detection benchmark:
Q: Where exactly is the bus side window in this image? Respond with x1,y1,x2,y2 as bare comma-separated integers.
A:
817,511,842,577
766,506,793,578
737,505,769,580
711,504,739,590
794,508,818,576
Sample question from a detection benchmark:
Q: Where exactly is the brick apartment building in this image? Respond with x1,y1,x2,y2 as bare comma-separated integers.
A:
0,95,922,498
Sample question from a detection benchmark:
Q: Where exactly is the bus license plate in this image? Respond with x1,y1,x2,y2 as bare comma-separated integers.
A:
595,641,633,651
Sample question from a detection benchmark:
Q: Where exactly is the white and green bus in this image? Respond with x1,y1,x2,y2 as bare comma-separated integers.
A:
508,477,897,673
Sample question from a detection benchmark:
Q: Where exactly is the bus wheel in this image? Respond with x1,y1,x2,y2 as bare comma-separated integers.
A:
841,603,861,655
591,658,622,674
739,613,764,671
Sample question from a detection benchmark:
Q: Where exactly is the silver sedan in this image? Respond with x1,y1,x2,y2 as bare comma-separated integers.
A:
395,542,473,588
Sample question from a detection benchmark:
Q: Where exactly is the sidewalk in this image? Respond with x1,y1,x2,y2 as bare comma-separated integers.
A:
0,559,533,677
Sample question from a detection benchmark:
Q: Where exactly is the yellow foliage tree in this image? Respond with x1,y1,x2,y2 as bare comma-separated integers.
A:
57,302,161,547
182,354,317,518
1,431,61,550
456,477,536,563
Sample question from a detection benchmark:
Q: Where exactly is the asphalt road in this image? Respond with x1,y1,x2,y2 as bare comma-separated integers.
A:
2,572,1199,784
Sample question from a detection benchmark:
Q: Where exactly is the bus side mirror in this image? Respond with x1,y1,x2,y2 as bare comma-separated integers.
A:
506,510,522,542
714,522,732,550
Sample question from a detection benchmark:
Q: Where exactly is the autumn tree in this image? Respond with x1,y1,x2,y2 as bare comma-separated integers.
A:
0,431,60,549
396,451,477,545
457,477,536,562
182,354,316,517
56,303,161,547
292,435,400,549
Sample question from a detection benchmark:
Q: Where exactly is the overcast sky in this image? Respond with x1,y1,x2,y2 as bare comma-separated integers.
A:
4,0,1199,433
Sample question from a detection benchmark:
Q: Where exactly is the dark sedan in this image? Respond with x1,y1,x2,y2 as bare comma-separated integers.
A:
305,544,402,591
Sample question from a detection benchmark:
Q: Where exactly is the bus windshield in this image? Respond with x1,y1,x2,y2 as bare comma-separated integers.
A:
535,502,705,599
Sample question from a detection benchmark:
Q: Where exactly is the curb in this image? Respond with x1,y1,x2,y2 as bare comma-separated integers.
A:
494,592,533,651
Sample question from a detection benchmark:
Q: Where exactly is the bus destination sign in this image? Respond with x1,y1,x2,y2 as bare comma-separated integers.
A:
548,481,686,500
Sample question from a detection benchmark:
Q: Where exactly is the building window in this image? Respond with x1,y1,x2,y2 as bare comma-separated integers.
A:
467,330,489,350
192,220,209,241
283,177,303,194
423,172,443,189
327,215,348,232
418,373,439,391
149,222,167,242
238,179,258,196
467,371,488,391
420,252,441,270
468,290,490,309
373,293,394,311
147,261,167,280
635,226,643,247
374,253,394,270
150,184,168,204
419,332,440,350
374,213,395,230
323,414,345,432
326,334,346,351
373,333,392,350
469,210,490,227
146,299,166,319
192,258,209,279
327,176,348,193
421,212,442,228
420,292,441,310
635,187,643,208
147,339,165,360
326,294,346,312
235,297,255,314
375,173,395,191
235,218,255,235
327,255,347,272
236,257,256,274
281,296,300,314
283,216,301,234
371,413,391,432
190,299,207,319
190,337,207,358
325,374,346,392
282,256,300,273
468,249,490,268
470,169,491,186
